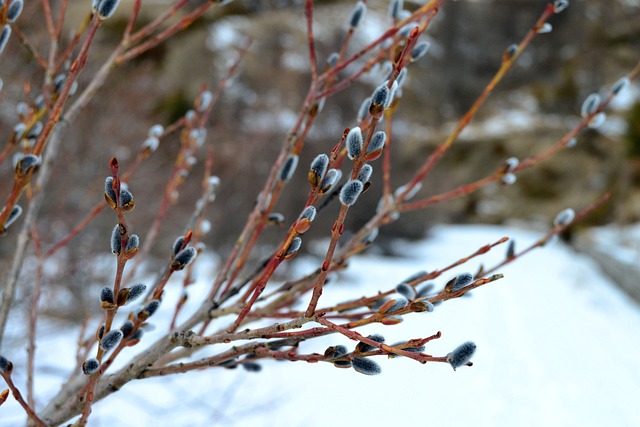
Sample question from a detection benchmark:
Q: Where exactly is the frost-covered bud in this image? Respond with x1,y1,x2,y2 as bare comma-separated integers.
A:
566,137,577,148
124,234,139,259
357,96,371,122
3,205,22,231
588,112,606,129
612,77,630,95
349,1,366,28
536,23,552,34
7,1,23,22
553,208,575,227
411,41,430,61
369,84,390,115
339,180,364,206
320,169,341,194
15,154,41,177
352,357,381,375
280,154,298,181
581,93,601,118
0,25,11,55
447,272,474,292
346,127,363,160
82,358,100,375
447,341,476,370
197,90,213,112
0,355,12,373
284,237,302,259
172,247,197,270
110,224,122,255
96,0,121,20
119,189,135,211
104,177,117,209
100,329,123,352
357,164,373,183
388,0,403,19
396,282,416,300
553,0,569,13
308,154,329,187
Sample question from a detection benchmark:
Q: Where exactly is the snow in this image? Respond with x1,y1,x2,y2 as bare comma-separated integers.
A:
2,225,640,427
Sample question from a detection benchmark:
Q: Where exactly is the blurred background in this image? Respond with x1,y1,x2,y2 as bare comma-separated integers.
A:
1,0,639,319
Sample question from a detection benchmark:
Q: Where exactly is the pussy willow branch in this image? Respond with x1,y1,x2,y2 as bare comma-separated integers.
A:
0,371,48,427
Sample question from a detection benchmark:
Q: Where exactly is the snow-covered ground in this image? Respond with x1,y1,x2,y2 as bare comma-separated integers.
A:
2,225,640,427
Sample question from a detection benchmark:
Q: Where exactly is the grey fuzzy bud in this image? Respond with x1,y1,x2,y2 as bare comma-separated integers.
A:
110,224,121,255
537,23,553,34
280,155,298,181
349,1,366,28
172,236,186,256
505,44,519,59
450,273,474,291
285,237,302,257
356,334,385,353
361,226,378,244
386,297,408,313
396,282,416,300
553,0,569,13
394,182,422,201
346,127,363,160
119,188,134,211
352,357,381,375
4,205,22,230
399,23,418,38
357,97,371,122
357,164,373,183
15,154,41,176
143,300,160,317
300,206,317,222
125,234,139,255
148,124,164,138
333,345,349,358
504,157,519,173
242,362,262,372
82,358,100,375
367,131,386,154
127,283,146,302
100,287,115,304
0,354,11,373
612,77,629,95
371,84,390,109
339,180,363,206
197,91,213,112
309,154,329,184
104,177,117,207
416,283,434,298
581,93,601,118
588,112,606,129
7,0,23,22
0,25,11,55
100,329,123,352
411,41,430,61
141,137,159,153
320,169,341,192
172,247,197,270
96,0,121,20
501,173,516,186
120,320,134,337
448,341,476,370
327,52,339,68
388,0,403,19
553,208,575,227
